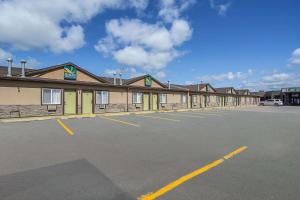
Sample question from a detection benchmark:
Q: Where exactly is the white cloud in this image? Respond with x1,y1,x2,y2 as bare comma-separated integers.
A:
0,48,12,61
199,70,253,82
288,48,300,67
113,45,179,70
155,71,166,79
185,80,194,85
262,73,290,82
0,0,149,53
170,20,192,45
26,57,40,69
158,0,196,23
210,0,231,16
243,73,300,91
95,18,192,70
103,66,143,78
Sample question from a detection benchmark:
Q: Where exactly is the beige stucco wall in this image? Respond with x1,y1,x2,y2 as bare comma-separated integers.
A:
34,68,101,83
129,79,164,88
0,87,41,105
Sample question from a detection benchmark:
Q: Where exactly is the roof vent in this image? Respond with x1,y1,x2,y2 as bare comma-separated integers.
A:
6,58,13,77
113,72,117,85
20,59,27,78
119,72,123,85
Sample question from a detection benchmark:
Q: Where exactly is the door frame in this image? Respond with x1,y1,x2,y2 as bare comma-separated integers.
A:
81,90,94,114
143,93,150,111
152,93,159,111
63,89,78,115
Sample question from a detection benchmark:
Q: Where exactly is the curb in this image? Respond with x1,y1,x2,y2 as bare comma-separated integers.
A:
0,105,259,123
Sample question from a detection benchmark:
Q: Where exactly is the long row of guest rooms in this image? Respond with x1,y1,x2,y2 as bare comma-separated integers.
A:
0,62,260,118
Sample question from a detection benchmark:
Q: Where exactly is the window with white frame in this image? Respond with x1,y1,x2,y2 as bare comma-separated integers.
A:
181,94,187,104
160,94,167,104
192,95,197,103
42,88,61,105
96,91,109,105
133,92,142,104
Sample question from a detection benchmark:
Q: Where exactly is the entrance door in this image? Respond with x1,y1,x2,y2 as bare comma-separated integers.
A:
152,94,158,111
64,91,76,115
82,91,93,114
143,93,150,111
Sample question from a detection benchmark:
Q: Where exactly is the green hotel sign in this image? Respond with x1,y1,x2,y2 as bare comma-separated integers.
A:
64,65,77,80
145,75,152,87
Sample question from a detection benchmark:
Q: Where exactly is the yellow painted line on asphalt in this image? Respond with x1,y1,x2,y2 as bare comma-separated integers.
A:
100,116,140,127
187,112,222,117
223,146,248,160
56,119,74,136
138,115,180,122
138,146,248,200
162,113,205,118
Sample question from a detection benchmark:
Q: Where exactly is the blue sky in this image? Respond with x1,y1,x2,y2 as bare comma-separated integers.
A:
0,0,300,91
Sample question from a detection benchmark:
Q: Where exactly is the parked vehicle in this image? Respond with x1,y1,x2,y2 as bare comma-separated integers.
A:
259,99,283,106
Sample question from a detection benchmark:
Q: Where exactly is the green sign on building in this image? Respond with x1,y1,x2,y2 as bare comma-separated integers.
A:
145,75,152,87
64,65,77,80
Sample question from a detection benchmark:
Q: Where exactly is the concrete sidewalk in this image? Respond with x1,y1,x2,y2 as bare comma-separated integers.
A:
0,105,257,123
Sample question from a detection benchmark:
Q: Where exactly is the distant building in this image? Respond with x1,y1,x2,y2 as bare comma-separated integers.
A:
281,88,300,105
252,88,300,105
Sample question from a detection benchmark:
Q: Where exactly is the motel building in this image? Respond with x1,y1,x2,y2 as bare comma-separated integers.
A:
0,62,260,119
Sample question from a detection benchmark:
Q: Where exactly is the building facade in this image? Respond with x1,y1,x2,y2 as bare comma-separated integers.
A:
281,88,300,105
0,63,260,119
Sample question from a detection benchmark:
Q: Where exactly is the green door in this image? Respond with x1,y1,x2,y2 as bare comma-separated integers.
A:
143,94,150,111
152,94,158,111
64,91,76,115
82,91,93,114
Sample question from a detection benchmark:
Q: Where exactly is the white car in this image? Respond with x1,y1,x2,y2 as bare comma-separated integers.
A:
259,99,283,106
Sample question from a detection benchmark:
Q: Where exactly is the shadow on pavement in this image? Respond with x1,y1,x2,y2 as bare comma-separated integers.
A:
0,159,134,200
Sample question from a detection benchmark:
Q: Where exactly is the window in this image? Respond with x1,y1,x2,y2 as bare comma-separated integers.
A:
182,94,187,104
206,95,210,103
96,91,109,105
192,95,197,103
216,96,220,104
133,92,142,104
160,94,167,104
42,88,61,105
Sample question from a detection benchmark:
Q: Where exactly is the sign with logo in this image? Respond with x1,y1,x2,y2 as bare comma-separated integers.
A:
145,75,152,87
64,65,77,80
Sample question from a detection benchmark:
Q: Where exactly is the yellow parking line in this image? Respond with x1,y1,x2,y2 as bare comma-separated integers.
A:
56,119,74,136
138,115,180,122
188,112,222,117
162,113,205,118
223,146,248,160
138,146,248,200
100,116,140,127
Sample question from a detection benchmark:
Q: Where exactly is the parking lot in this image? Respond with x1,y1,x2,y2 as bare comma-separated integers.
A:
0,106,299,200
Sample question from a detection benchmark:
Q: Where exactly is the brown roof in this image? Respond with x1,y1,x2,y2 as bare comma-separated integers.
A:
98,76,129,85
215,87,236,93
250,91,265,97
169,84,189,91
0,66,35,77
124,74,167,88
26,62,110,84
236,89,250,95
